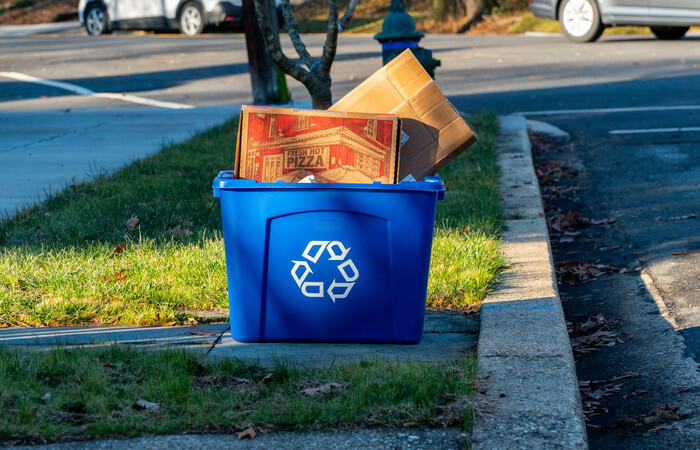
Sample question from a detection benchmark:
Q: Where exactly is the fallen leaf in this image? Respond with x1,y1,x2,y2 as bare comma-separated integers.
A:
643,404,679,426
112,243,126,256
100,270,127,283
556,261,626,284
302,382,347,396
609,372,642,382
237,427,256,440
570,330,621,357
651,421,685,432
669,213,698,221
133,399,160,411
623,390,648,399
186,325,220,336
166,224,193,237
126,214,140,230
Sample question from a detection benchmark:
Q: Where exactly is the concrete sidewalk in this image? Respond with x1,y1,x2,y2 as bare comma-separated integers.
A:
0,115,587,448
0,106,242,217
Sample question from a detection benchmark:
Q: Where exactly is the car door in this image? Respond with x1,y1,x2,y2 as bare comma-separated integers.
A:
115,0,166,26
648,0,700,24
601,0,650,24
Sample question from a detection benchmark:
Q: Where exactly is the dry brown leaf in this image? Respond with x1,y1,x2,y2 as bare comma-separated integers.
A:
302,382,347,396
166,224,193,237
112,243,126,256
100,270,127,283
126,214,140,230
133,399,160,411
669,213,698,221
623,390,648,399
237,427,256,440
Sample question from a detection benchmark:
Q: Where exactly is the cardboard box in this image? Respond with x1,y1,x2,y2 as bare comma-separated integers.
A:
330,49,477,181
235,106,400,184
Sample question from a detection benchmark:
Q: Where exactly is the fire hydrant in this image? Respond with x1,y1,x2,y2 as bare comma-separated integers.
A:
374,0,440,77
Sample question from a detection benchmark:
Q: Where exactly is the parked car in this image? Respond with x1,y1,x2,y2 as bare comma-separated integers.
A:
79,0,283,36
529,0,700,42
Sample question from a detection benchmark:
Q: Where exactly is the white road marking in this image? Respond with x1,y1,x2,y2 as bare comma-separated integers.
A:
516,105,700,116
610,127,700,135
0,71,195,109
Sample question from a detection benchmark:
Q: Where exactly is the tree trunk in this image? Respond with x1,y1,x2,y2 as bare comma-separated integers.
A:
309,77,332,110
252,0,357,109
465,0,485,20
242,0,287,104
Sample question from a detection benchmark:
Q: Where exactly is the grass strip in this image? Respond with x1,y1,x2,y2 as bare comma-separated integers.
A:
0,113,502,326
507,12,677,35
0,345,476,444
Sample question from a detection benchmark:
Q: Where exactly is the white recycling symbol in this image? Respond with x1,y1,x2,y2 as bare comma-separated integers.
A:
291,240,359,303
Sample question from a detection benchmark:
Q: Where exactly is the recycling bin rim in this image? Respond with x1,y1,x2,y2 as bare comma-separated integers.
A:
213,171,445,199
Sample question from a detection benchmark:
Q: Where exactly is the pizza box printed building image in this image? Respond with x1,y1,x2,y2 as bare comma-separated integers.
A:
235,106,400,184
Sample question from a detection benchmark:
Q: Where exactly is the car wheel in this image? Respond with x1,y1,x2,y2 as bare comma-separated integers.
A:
559,0,604,43
650,26,689,40
84,3,111,36
179,2,204,36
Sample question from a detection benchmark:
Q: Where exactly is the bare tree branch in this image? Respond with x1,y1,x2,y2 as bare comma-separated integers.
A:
338,0,359,32
279,0,315,70
320,0,339,76
253,0,312,86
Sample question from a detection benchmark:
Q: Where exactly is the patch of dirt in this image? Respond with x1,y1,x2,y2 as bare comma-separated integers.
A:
463,11,528,34
0,0,76,25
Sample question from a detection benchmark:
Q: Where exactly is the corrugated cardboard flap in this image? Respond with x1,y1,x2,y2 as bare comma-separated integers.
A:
330,50,477,181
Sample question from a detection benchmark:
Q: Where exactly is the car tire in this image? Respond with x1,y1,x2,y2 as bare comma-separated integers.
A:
650,26,689,40
84,2,111,36
179,2,205,36
559,0,604,43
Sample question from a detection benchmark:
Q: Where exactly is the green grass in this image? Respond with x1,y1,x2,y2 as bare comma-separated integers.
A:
428,114,504,309
0,346,476,444
0,113,503,326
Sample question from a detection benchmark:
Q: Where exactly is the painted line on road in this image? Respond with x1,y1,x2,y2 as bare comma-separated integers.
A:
610,127,700,135
0,71,194,110
516,105,700,117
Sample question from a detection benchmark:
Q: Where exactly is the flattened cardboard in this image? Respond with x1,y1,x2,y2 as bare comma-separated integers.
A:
329,49,477,181
235,106,400,184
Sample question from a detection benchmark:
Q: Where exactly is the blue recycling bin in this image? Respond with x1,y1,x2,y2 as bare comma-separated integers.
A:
213,171,445,343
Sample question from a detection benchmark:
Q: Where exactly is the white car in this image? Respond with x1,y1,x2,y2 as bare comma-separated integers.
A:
78,0,244,36
531,0,700,42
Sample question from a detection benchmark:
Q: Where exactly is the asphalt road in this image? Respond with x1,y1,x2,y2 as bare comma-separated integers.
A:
1,28,699,446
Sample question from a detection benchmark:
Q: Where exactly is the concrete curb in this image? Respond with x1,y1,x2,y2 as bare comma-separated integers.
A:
470,115,588,449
